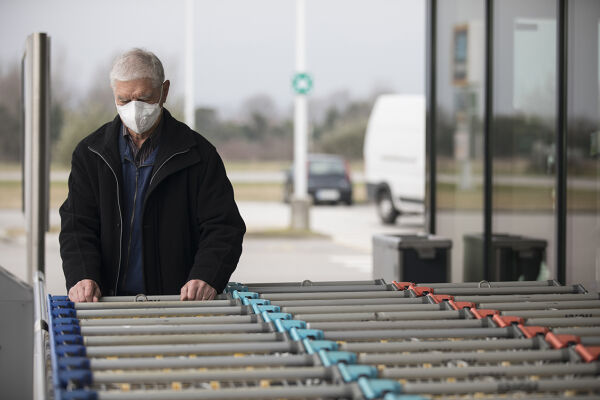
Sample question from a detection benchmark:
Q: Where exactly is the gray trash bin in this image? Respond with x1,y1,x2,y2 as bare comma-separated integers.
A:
372,234,452,283
463,233,547,282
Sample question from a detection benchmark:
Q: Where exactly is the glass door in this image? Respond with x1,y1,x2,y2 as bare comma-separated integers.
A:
566,0,600,290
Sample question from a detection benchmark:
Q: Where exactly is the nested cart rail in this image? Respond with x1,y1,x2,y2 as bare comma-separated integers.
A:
36,278,600,399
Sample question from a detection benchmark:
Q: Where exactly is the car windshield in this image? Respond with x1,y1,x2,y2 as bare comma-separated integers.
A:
309,159,345,176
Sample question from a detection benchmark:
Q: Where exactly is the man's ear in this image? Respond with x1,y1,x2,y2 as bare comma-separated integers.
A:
161,80,171,107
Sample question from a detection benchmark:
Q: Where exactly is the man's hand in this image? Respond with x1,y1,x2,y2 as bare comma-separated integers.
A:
180,279,216,301
68,279,101,302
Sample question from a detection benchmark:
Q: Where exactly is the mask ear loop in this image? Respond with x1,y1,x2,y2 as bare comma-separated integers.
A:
157,83,164,107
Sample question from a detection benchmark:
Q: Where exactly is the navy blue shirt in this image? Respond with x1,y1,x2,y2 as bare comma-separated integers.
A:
117,122,161,295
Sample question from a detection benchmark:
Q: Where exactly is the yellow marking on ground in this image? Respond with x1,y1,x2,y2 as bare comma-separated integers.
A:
210,381,220,389
171,381,182,390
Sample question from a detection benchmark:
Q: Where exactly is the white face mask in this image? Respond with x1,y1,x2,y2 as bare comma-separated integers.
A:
116,85,163,135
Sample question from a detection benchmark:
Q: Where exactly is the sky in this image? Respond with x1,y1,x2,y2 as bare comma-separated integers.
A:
0,0,425,116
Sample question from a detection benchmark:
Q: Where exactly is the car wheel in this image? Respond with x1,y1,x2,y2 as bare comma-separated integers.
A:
376,188,399,224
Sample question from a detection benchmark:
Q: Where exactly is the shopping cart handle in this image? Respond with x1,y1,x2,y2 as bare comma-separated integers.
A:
245,298,270,306
337,364,377,382
58,370,92,387
55,344,86,357
54,324,81,335
231,290,258,302
51,300,75,308
58,389,97,400
302,339,339,354
275,319,306,333
251,304,280,314
318,350,357,367
58,357,90,370
384,394,428,400
52,308,77,318
54,334,83,345
260,311,291,323
52,317,79,326
358,377,403,399
289,328,324,341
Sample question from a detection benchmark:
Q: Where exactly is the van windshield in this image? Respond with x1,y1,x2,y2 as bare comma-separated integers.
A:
309,160,345,176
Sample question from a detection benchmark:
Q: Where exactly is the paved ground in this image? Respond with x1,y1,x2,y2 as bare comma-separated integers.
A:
0,202,423,295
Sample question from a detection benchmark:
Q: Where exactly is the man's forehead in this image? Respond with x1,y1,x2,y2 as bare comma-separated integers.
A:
113,78,156,94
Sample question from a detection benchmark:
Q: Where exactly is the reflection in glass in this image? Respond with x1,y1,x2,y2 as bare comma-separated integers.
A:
566,0,600,290
435,0,484,281
491,1,556,280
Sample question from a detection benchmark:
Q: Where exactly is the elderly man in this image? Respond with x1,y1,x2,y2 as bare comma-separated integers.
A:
60,48,245,302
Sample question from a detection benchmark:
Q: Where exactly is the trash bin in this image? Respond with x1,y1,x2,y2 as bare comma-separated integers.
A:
372,234,452,283
463,233,547,282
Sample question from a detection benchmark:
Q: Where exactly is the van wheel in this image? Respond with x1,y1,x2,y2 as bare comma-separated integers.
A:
376,188,399,224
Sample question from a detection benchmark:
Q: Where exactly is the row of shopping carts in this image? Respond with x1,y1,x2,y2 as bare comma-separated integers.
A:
37,278,600,399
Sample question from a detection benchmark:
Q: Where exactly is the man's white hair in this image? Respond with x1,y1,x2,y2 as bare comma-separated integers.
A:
109,48,165,88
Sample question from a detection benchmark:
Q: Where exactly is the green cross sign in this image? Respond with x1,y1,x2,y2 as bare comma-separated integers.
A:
292,73,313,95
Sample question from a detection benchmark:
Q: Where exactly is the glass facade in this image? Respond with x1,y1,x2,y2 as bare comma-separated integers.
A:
566,0,600,290
491,1,557,280
435,0,485,281
429,0,600,285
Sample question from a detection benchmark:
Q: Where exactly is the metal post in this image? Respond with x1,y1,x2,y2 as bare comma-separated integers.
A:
556,0,568,284
24,33,50,283
291,0,310,230
483,1,494,281
185,0,195,130
425,0,437,234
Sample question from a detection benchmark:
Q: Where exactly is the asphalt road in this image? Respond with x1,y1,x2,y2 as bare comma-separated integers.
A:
0,202,424,295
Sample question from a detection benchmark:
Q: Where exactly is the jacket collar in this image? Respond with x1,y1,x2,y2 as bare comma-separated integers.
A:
87,108,197,171
152,109,198,168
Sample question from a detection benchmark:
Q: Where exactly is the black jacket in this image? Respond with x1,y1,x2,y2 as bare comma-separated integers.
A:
59,109,246,295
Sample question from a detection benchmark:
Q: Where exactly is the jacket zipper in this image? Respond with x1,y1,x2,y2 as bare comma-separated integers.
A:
145,148,190,294
149,149,191,188
88,146,123,295
121,166,140,290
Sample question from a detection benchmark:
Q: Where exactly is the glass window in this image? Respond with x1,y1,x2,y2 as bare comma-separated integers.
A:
566,0,600,290
435,0,485,281
491,1,556,281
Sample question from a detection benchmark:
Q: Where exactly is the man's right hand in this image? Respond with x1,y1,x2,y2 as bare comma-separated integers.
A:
68,279,101,302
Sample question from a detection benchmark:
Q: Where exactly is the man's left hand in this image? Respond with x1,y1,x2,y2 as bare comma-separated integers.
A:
180,279,216,301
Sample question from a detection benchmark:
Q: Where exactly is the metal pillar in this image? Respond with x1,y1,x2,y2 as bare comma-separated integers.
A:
555,0,568,284
23,32,50,283
425,0,437,234
291,0,310,231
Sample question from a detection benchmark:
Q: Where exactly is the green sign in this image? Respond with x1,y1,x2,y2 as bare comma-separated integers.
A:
292,73,313,95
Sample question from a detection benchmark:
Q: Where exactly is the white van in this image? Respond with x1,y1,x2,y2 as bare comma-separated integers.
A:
363,94,425,224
